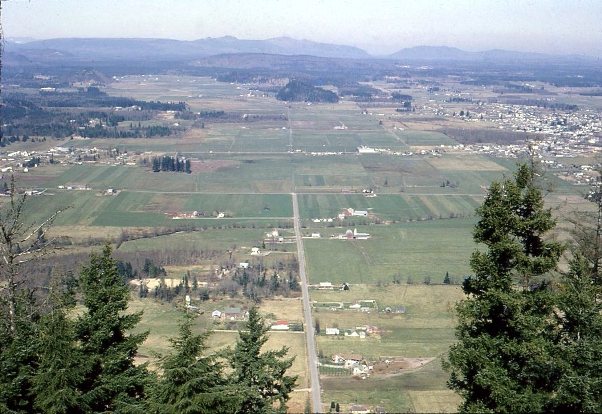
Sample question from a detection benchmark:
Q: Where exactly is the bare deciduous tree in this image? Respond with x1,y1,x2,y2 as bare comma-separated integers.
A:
0,177,63,333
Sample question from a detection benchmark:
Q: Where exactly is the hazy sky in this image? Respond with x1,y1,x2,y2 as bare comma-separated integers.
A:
3,0,602,56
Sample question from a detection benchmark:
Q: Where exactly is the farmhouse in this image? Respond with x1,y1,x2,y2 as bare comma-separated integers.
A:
271,320,290,331
223,307,245,320
250,247,261,255
318,282,333,290
211,310,222,318
239,262,250,269
344,356,362,368
332,353,363,366
353,228,371,240
350,404,372,414
337,228,371,240
325,327,340,335
352,364,371,377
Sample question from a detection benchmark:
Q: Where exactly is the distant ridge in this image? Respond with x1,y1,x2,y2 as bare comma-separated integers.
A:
4,36,598,64
5,36,370,61
385,45,590,62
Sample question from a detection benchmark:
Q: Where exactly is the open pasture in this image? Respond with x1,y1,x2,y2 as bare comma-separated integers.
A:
391,129,458,146
197,123,290,153
25,188,292,228
304,219,476,284
68,136,208,153
47,164,198,192
108,75,242,102
117,227,274,253
322,358,459,413
358,154,508,194
299,193,480,221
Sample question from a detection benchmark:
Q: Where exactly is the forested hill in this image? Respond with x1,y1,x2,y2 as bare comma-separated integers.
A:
276,80,339,103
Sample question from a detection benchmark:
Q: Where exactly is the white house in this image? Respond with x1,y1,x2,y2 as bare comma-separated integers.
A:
352,210,368,217
325,327,340,335
211,310,222,318
239,262,250,269
318,282,333,289
250,247,261,255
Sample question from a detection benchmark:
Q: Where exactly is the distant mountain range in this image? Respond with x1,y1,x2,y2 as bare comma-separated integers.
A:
4,36,370,61
4,36,598,64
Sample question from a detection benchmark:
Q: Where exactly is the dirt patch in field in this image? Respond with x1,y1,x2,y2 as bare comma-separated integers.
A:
428,156,507,171
191,159,240,172
371,357,435,377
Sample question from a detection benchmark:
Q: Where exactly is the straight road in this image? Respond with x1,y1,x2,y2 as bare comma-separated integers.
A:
292,192,322,413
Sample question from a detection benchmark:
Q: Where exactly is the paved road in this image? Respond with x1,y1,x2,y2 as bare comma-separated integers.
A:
292,192,322,413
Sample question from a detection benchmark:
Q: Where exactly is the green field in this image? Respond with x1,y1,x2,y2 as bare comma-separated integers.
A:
299,193,480,221
24,188,293,228
304,219,476,284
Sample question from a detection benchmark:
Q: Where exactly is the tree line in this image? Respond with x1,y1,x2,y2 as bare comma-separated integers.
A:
149,155,192,173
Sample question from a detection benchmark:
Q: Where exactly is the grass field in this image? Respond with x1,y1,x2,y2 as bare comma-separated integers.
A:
299,193,480,221
304,219,476,284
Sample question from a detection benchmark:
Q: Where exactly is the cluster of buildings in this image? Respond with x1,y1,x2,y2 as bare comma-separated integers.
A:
332,228,371,240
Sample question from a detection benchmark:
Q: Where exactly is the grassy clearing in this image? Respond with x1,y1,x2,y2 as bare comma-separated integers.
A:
259,297,304,322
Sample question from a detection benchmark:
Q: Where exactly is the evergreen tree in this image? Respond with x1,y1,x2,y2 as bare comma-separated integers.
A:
76,245,153,413
230,307,297,414
445,163,564,413
0,293,40,413
32,285,84,414
547,254,602,412
151,314,236,414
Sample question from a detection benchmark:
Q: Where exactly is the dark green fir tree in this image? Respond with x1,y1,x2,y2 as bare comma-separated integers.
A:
76,244,153,413
230,307,297,414
445,163,564,413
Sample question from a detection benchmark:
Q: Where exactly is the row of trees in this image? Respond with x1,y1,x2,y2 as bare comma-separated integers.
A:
0,245,296,413
151,155,192,173
445,162,602,413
